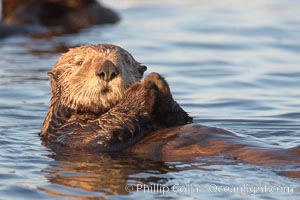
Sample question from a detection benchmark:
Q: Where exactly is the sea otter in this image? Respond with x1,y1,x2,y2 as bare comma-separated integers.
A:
41,44,300,173
40,44,192,151
0,0,119,38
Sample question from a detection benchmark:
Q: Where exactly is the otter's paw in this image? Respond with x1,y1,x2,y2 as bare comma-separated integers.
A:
144,72,174,113
144,72,193,126
123,82,158,115
144,72,171,97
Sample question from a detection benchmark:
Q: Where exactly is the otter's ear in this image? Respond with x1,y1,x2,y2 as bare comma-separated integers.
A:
48,65,63,80
138,65,147,76
48,66,63,95
48,70,57,95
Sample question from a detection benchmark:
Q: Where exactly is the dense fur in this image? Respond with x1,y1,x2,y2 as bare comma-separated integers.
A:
40,44,192,151
3,0,120,27
0,0,119,38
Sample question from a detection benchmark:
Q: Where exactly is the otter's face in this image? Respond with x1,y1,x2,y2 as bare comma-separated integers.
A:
48,44,147,114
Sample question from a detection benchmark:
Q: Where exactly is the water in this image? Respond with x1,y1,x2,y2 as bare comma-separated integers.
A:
0,0,300,199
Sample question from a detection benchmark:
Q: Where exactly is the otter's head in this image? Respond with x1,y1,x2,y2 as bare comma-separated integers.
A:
49,44,147,114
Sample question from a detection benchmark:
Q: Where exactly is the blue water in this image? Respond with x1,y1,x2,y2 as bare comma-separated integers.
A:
0,0,300,199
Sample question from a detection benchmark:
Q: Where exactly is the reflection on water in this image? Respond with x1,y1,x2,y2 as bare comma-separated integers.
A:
1,0,300,199
39,149,241,198
39,151,177,197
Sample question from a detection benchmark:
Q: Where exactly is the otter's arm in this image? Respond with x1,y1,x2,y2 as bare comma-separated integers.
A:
89,82,159,151
94,72,193,141
49,80,159,152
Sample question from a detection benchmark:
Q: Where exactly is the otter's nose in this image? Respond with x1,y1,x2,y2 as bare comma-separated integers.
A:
96,60,119,81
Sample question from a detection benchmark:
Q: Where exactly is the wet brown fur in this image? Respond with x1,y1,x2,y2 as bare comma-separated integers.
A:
127,124,300,167
0,0,119,38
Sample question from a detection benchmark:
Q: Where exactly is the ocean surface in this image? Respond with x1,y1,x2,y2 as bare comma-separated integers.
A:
0,0,300,199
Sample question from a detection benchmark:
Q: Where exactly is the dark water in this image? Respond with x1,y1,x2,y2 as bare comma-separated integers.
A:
1,0,300,199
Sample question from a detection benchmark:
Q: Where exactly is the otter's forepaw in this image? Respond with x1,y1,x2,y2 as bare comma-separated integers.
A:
123,82,158,116
144,72,193,126
144,72,174,113
144,72,171,97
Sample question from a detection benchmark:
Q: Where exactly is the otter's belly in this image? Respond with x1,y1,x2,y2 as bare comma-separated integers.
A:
127,124,300,167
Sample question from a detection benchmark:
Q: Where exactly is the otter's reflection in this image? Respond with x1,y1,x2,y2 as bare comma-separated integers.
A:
39,149,180,197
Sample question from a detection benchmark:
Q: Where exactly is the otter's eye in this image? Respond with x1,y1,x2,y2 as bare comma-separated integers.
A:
76,60,83,66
